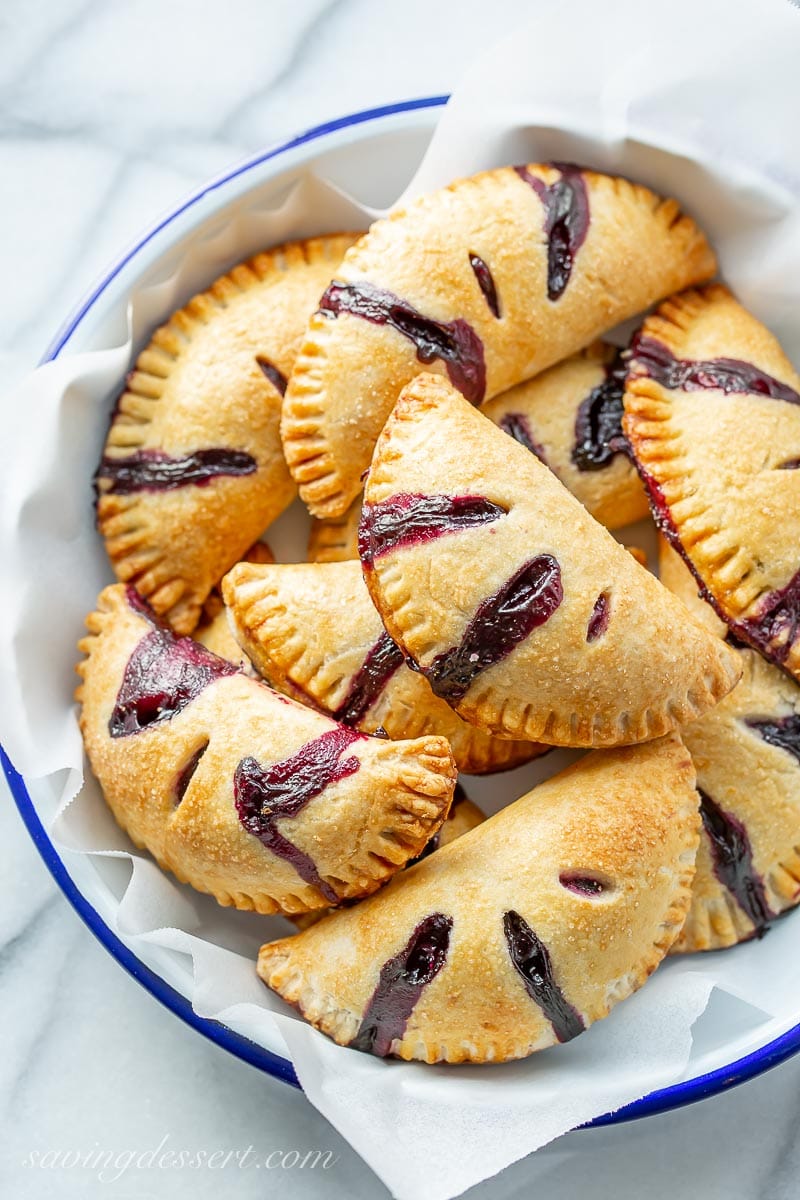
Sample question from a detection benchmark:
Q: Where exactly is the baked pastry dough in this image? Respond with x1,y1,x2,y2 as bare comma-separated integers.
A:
659,542,800,952
482,343,649,529
624,285,800,681
196,541,275,670
292,783,486,931
97,233,359,634
76,584,456,914
221,560,542,773
308,501,362,562
361,373,740,747
281,164,716,518
258,735,699,1062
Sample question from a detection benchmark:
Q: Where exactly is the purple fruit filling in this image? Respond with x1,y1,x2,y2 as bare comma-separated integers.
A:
631,335,800,405
571,351,629,472
255,356,288,396
234,726,363,904
319,280,486,404
469,253,501,318
358,493,506,566
745,714,800,765
423,555,563,703
174,742,209,805
515,164,590,302
586,593,610,643
109,624,237,738
96,448,257,494
334,632,405,725
349,913,453,1056
559,872,606,897
699,789,773,932
503,909,584,1042
498,412,549,466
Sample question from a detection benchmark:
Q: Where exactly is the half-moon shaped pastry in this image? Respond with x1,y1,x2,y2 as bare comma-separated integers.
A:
76,584,456,914
308,501,362,563
361,373,740,748
195,541,275,670
221,560,542,773
96,233,359,634
292,782,486,931
281,164,716,518
624,285,800,681
482,343,649,529
659,542,800,952
259,735,699,1062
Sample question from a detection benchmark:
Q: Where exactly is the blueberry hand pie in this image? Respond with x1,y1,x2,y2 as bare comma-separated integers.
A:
222,560,542,773
76,584,456,914
308,501,362,563
624,285,800,680
482,343,649,530
96,233,359,634
361,373,740,747
281,164,716,518
292,782,486,930
659,542,800,952
258,735,699,1062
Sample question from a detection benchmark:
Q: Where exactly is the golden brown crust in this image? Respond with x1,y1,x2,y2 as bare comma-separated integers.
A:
221,560,543,774
624,285,800,680
196,541,276,669
76,584,456,914
362,373,740,748
281,164,716,519
659,543,800,951
97,234,360,634
482,343,649,529
259,736,699,1063
307,501,362,562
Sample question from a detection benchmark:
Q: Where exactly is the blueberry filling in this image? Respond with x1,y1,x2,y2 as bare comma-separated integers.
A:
503,909,584,1042
745,714,800,765
319,280,486,404
96,448,257,494
699,789,773,932
586,593,610,643
333,632,405,725
468,253,501,318
174,741,209,805
349,913,453,1056
234,726,363,904
423,555,563,703
631,334,800,405
498,413,549,466
109,624,237,739
559,872,606,897
358,493,506,566
514,164,590,302
571,351,630,472
255,356,288,396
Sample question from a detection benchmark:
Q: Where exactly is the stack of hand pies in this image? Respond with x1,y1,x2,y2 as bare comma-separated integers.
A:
78,163,800,1065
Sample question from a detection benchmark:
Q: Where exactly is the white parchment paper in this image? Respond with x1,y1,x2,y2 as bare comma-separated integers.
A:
2,1,800,1196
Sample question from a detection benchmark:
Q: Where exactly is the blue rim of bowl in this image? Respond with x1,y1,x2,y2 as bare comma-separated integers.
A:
5,93,800,1121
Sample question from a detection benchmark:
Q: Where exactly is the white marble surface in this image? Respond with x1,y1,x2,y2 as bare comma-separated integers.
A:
2,1,800,1196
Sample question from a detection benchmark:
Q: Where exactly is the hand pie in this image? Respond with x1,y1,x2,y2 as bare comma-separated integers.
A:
659,542,800,952
292,782,486,931
308,501,362,562
76,584,456,914
482,343,649,530
221,559,542,773
195,541,275,670
361,373,740,747
258,735,699,1063
624,285,800,680
281,163,716,518
96,233,359,634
